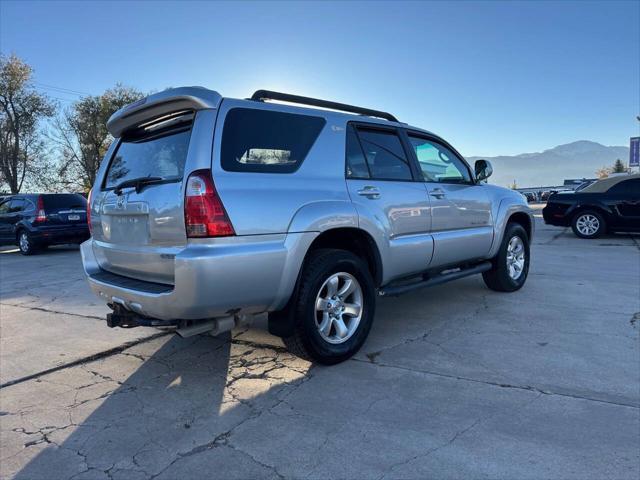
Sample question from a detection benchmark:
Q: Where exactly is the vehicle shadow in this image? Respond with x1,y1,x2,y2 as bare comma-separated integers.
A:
0,245,81,256
534,221,639,246
11,331,310,479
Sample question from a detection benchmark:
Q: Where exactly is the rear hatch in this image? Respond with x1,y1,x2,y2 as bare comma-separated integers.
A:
91,112,195,285
41,194,87,226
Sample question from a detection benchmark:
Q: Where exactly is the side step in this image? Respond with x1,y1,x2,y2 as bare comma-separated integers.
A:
378,261,493,297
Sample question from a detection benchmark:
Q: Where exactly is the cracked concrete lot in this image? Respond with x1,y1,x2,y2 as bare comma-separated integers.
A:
1,213,639,479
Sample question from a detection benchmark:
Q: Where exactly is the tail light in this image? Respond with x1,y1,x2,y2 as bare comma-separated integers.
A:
184,170,234,237
87,189,93,234
35,195,46,223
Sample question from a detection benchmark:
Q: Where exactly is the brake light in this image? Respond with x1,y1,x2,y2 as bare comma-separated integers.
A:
35,195,46,223
184,170,234,237
87,189,93,234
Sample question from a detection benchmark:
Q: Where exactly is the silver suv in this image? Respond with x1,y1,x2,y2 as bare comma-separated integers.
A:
82,87,533,364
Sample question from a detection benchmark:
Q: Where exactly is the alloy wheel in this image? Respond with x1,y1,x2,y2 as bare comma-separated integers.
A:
506,236,526,280
19,233,29,253
576,214,600,237
314,272,363,344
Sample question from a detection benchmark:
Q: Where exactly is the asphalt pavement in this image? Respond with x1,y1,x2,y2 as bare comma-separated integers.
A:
1,212,638,480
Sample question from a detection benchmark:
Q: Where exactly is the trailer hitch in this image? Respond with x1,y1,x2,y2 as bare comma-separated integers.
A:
106,304,179,328
105,304,253,337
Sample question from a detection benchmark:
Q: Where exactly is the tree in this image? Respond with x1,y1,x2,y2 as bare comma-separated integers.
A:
52,84,143,191
595,166,610,179
596,159,628,179
611,158,626,173
0,54,55,193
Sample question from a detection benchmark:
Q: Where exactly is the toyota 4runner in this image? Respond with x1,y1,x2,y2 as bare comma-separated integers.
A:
82,87,534,364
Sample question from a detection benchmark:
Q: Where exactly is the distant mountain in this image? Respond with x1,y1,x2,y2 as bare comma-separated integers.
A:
467,140,630,188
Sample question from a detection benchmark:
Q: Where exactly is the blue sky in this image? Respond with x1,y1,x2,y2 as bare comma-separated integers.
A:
1,0,638,156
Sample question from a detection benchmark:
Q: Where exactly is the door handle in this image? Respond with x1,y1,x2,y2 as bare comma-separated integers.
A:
429,188,446,199
357,186,381,199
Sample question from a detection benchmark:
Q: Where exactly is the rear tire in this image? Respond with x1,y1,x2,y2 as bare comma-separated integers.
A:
18,231,38,256
482,223,529,292
281,249,376,365
571,210,605,239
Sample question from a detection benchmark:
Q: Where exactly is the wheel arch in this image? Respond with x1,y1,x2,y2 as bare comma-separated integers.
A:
507,211,533,240
14,224,28,244
488,200,535,259
303,227,383,287
568,204,611,222
284,200,385,290
268,226,383,338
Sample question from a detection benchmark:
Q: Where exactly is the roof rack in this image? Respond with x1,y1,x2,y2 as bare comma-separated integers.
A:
250,90,399,122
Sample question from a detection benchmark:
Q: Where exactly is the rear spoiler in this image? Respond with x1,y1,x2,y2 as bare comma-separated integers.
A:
107,87,222,137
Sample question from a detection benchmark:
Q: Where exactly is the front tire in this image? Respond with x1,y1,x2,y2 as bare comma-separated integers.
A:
18,231,38,256
571,211,605,239
483,223,530,292
281,249,376,365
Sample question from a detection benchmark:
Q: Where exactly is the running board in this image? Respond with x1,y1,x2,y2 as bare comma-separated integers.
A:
378,261,493,297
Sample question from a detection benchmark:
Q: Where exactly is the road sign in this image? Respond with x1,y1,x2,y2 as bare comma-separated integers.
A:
631,137,640,167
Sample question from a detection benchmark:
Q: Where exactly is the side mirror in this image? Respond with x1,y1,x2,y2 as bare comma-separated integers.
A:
475,159,493,182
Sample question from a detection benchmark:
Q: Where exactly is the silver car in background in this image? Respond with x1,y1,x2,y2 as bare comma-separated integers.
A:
82,87,534,364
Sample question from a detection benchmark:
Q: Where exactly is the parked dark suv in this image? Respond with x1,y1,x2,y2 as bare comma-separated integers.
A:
0,193,89,255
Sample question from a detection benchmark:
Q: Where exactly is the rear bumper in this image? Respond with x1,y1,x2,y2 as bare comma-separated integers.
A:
542,204,570,226
81,232,316,321
31,226,90,244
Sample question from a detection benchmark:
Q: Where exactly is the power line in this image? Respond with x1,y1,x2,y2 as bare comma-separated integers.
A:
34,84,83,97
33,81,92,97
32,88,76,103
48,95,76,104
34,91,76,104
34,81,90,96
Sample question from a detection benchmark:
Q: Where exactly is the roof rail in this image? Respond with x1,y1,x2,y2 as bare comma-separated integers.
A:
250,90,399,122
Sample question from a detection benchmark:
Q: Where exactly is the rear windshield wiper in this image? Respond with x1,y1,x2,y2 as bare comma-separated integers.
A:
113,176,164,195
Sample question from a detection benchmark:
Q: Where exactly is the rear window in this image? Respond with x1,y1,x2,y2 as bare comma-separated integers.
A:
42,194,86,210
221,108,326,173
104,127,192,189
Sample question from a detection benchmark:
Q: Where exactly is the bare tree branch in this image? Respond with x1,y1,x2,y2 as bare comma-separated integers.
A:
0,54,55,193
51,84,143,191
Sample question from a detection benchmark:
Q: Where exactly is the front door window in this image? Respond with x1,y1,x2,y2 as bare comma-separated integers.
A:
408,136,471,184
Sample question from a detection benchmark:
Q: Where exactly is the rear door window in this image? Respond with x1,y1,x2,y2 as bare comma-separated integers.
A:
104,125,192,189
352,127,413,181
345,125,370,179
221,108,326,173
8,199,25,213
